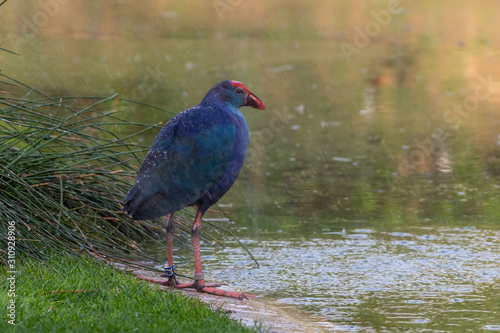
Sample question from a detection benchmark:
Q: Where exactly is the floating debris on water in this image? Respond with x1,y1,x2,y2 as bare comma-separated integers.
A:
270,64,294,73
320,121,341,128
294,104,305,114
333,157,352,162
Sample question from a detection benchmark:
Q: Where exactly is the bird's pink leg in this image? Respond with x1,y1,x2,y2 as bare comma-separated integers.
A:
181,209,256,299
191,209,204,278
165,213,183,287
138,210,255,299
138,213,182,286
166,213,175,267
137,211,225,287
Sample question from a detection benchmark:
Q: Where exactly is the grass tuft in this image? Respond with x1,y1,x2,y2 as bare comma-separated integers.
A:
0,73,241,270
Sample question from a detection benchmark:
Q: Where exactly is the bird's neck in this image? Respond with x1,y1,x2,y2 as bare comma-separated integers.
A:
225,104,245,117
199,98,245,118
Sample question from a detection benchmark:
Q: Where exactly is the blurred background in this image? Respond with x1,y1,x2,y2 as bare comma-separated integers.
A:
1,1,499,331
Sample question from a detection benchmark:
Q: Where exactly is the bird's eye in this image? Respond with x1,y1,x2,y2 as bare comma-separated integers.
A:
235,88,244,94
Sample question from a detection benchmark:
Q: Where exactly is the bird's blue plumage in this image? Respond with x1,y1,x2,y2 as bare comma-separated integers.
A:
123,80,260,220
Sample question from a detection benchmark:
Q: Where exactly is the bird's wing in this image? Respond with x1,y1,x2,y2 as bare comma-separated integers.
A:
124,109,235,220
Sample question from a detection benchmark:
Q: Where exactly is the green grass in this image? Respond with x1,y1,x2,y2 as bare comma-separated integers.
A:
1,255,256,332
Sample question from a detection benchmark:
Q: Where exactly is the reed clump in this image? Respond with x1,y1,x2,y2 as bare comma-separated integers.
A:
0,73,230,269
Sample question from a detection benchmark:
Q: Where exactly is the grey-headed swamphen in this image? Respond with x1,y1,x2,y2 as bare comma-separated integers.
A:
123,80,265,299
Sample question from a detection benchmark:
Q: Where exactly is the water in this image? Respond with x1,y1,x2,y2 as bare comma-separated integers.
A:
199,223,500,331
2,1,500,331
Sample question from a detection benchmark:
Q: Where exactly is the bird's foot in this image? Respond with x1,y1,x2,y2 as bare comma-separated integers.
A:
136,275,174,286
183,279,256,300
136,275,255,299
136,275,226,289
199,283,256,300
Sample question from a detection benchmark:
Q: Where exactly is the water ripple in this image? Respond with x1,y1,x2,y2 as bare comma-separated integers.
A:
165,226,500,331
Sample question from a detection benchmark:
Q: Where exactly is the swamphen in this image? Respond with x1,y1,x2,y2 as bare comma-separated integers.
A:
123,80,265,299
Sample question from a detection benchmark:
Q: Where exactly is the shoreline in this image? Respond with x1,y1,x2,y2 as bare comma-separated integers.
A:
114,262,334,332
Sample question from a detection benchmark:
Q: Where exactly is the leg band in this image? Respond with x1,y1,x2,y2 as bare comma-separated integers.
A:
164,265,176,277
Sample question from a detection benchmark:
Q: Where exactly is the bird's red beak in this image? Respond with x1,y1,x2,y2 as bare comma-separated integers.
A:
231,80,266,110
245,92,266,110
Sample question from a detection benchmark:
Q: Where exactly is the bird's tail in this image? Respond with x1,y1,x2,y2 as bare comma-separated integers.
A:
123,186,175,220
122,186,140,218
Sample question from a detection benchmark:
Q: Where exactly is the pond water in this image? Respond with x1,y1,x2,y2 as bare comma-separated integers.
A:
200,222,500,331
2,1,500,331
